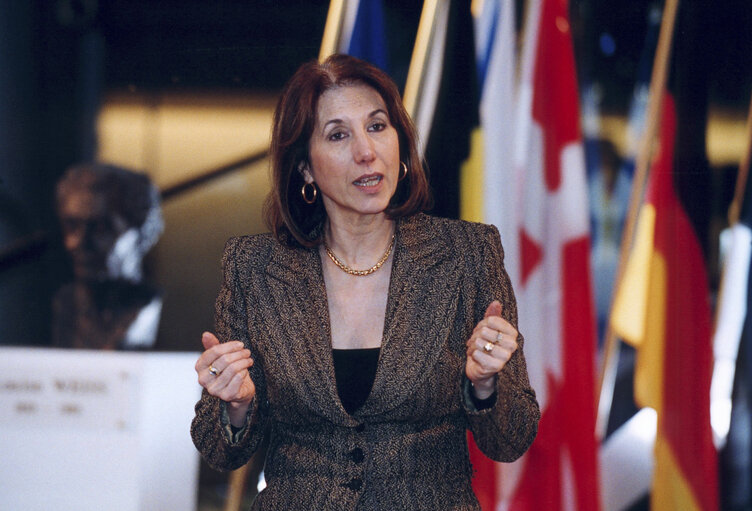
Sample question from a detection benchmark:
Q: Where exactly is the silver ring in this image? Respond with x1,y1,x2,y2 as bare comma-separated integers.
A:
209,365,219,377
483,342,494,353
495,332,503,344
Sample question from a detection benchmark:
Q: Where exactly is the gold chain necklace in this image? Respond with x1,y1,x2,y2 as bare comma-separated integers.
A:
324,234,395,276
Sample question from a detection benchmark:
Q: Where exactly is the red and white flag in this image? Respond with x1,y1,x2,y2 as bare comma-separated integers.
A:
487,0,601,509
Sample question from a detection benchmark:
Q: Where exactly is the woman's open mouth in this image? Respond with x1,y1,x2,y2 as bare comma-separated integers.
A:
353,174,383,188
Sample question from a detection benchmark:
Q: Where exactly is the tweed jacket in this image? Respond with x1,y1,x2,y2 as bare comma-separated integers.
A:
191,213,540,511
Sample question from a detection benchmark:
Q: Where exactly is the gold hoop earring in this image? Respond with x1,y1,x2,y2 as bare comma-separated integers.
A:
399,161,408,181
301,182,317,204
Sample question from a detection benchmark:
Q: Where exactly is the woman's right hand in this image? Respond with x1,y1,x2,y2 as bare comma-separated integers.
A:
196,331,256,426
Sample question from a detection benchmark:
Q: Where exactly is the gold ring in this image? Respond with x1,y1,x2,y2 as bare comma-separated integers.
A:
209,365,219,376
483,342,494,353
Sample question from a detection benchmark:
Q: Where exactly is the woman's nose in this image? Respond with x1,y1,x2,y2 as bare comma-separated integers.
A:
351,130,375,163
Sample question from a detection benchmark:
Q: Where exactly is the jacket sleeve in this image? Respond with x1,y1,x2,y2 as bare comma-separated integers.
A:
464,224,540,462
190,236,269,472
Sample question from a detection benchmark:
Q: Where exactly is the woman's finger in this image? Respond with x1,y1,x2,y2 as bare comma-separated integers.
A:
208,348,252,374
217,370,255,402
201,331,220,350
469,338,514,366
483,300,502,319
197,347,250,388
211,362,256,402
468,315,516,342
484,316,517,337
196,340,246,372
476,337,515,358
208,356,253,387
466,326,517,352
471,347,506,372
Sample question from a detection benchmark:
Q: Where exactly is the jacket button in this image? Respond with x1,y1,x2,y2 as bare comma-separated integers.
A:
350,447,364,463
355,423,365,433
346,477,362,491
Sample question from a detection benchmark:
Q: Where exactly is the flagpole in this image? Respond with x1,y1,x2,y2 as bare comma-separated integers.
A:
596,0,680,439
319,0,348,61
727,97,752,226
403,0,440,119
222,467,249,511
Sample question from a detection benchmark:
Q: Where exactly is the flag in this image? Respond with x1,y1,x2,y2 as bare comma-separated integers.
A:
338,0,389,72
717,155,752,509
610,93,719,510
460,0,520,286
407,0,478,219
485,0,601,509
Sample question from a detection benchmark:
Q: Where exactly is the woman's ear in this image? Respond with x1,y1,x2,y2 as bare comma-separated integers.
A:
298,160,314,184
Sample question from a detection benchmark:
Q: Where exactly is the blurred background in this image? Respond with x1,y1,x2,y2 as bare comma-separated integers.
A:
1,0,750,510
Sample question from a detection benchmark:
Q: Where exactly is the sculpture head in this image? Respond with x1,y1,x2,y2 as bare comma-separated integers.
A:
56,163,163,282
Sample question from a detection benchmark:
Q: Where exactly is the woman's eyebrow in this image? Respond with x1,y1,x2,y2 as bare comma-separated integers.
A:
322,109,389,130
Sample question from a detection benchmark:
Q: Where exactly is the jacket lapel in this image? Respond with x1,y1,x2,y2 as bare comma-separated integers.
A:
358,214,462,416
263,243,351,425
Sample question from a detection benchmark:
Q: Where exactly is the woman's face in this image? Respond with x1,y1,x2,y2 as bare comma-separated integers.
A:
305,83,400,225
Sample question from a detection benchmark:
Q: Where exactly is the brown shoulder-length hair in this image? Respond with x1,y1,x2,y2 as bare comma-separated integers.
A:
263,53,432,247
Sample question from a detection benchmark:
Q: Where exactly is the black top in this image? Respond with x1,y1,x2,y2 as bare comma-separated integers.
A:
331,347,497,414
332,348,380,415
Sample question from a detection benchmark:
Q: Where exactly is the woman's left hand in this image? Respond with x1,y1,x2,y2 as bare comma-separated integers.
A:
465,300,518,400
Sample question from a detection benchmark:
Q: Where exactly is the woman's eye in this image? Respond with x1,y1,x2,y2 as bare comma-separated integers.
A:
328,131,347,141
369,121,387,132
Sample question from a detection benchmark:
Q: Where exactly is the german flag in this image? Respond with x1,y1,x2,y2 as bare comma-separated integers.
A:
610,93,718,510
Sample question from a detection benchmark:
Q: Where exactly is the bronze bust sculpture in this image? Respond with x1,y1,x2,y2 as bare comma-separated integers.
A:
53,163,164,350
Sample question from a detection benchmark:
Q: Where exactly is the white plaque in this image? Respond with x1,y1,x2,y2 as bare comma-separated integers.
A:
0,347,202,511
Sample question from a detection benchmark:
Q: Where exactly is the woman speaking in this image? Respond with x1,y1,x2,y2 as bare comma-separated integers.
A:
191,54,540,510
